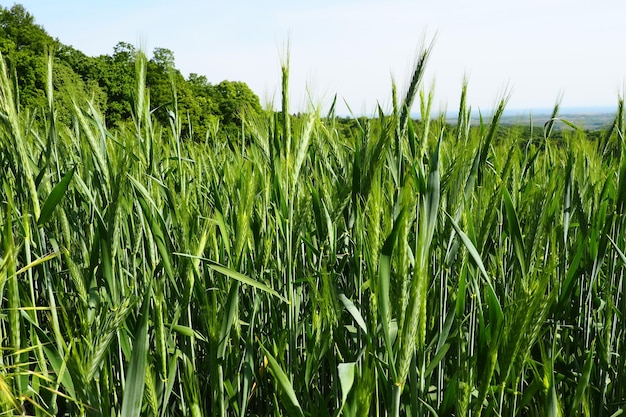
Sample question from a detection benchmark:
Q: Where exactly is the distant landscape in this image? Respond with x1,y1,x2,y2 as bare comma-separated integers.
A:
500,107,617,130
442,106,618,130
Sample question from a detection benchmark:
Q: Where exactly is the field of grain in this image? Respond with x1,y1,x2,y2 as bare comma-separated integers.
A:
0,47,625,416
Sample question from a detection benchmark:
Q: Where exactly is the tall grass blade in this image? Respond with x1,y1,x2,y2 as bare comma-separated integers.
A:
502,186,527,280
261,344,304,417
338,362,356,409
338,294,368,335
378,209,404,383
38,166,75,226
570,341,595,416
445,211,491,284
205,261,287,303
120,289,150,417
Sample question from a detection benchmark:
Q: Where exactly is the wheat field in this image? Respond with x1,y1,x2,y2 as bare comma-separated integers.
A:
0,47,625,416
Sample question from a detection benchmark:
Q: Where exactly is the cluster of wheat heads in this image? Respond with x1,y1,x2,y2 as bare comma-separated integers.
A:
0,46,625,416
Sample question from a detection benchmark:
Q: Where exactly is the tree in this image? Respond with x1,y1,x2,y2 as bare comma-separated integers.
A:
0,4,56,109
0,4,52,53
0,4,265,139
55,44,107,113
91,42,136,124
212,80,262,127
152,47,174,70
52,60,107,124
145,47,175,125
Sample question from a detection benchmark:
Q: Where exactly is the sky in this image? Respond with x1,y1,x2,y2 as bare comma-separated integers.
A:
6,0,626,116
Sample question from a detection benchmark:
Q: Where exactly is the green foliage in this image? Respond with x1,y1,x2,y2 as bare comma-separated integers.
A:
214,80,262,126
0,4,262,140
0,4,54,109
0,5,625,417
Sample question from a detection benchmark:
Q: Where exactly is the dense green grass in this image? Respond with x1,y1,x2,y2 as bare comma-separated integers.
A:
0,47,625,416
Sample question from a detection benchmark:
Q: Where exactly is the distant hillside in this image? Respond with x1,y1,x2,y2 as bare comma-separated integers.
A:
442,107,617,131
0,3,262,140
499,109,616,131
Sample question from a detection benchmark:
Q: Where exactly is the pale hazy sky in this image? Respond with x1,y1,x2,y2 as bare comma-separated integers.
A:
7,0,626,115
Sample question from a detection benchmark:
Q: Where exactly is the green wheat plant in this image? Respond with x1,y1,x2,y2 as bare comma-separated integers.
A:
0,40,624,417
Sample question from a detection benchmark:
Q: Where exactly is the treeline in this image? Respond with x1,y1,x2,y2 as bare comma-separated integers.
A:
1,3,612,147
0,3,262,140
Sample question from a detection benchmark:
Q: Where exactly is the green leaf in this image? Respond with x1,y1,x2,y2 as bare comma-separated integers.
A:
337,362,356,407
338,294,368,335
260,343,304,417
445,211,491,284
218,281,239,360
545,381,561,417
170,324,208,343
557,236,584,312
128,174,175,282
570,341,595,416
180,253,282,301
502,186,527,279
424,343,450,379
38,166,75,226
202,259,288,304
22,314,75,399
563,149,574,244
608,236,626,265
378,208,405,383
485,279,504,335
96,214,117,303
418,397,440,417
120,290,150,417
424,134,441,248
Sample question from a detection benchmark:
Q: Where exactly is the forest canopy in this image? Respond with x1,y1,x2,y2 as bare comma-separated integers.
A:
0,3,262,140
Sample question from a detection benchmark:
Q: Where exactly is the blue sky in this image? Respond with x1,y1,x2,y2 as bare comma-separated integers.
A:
6,0,626,115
